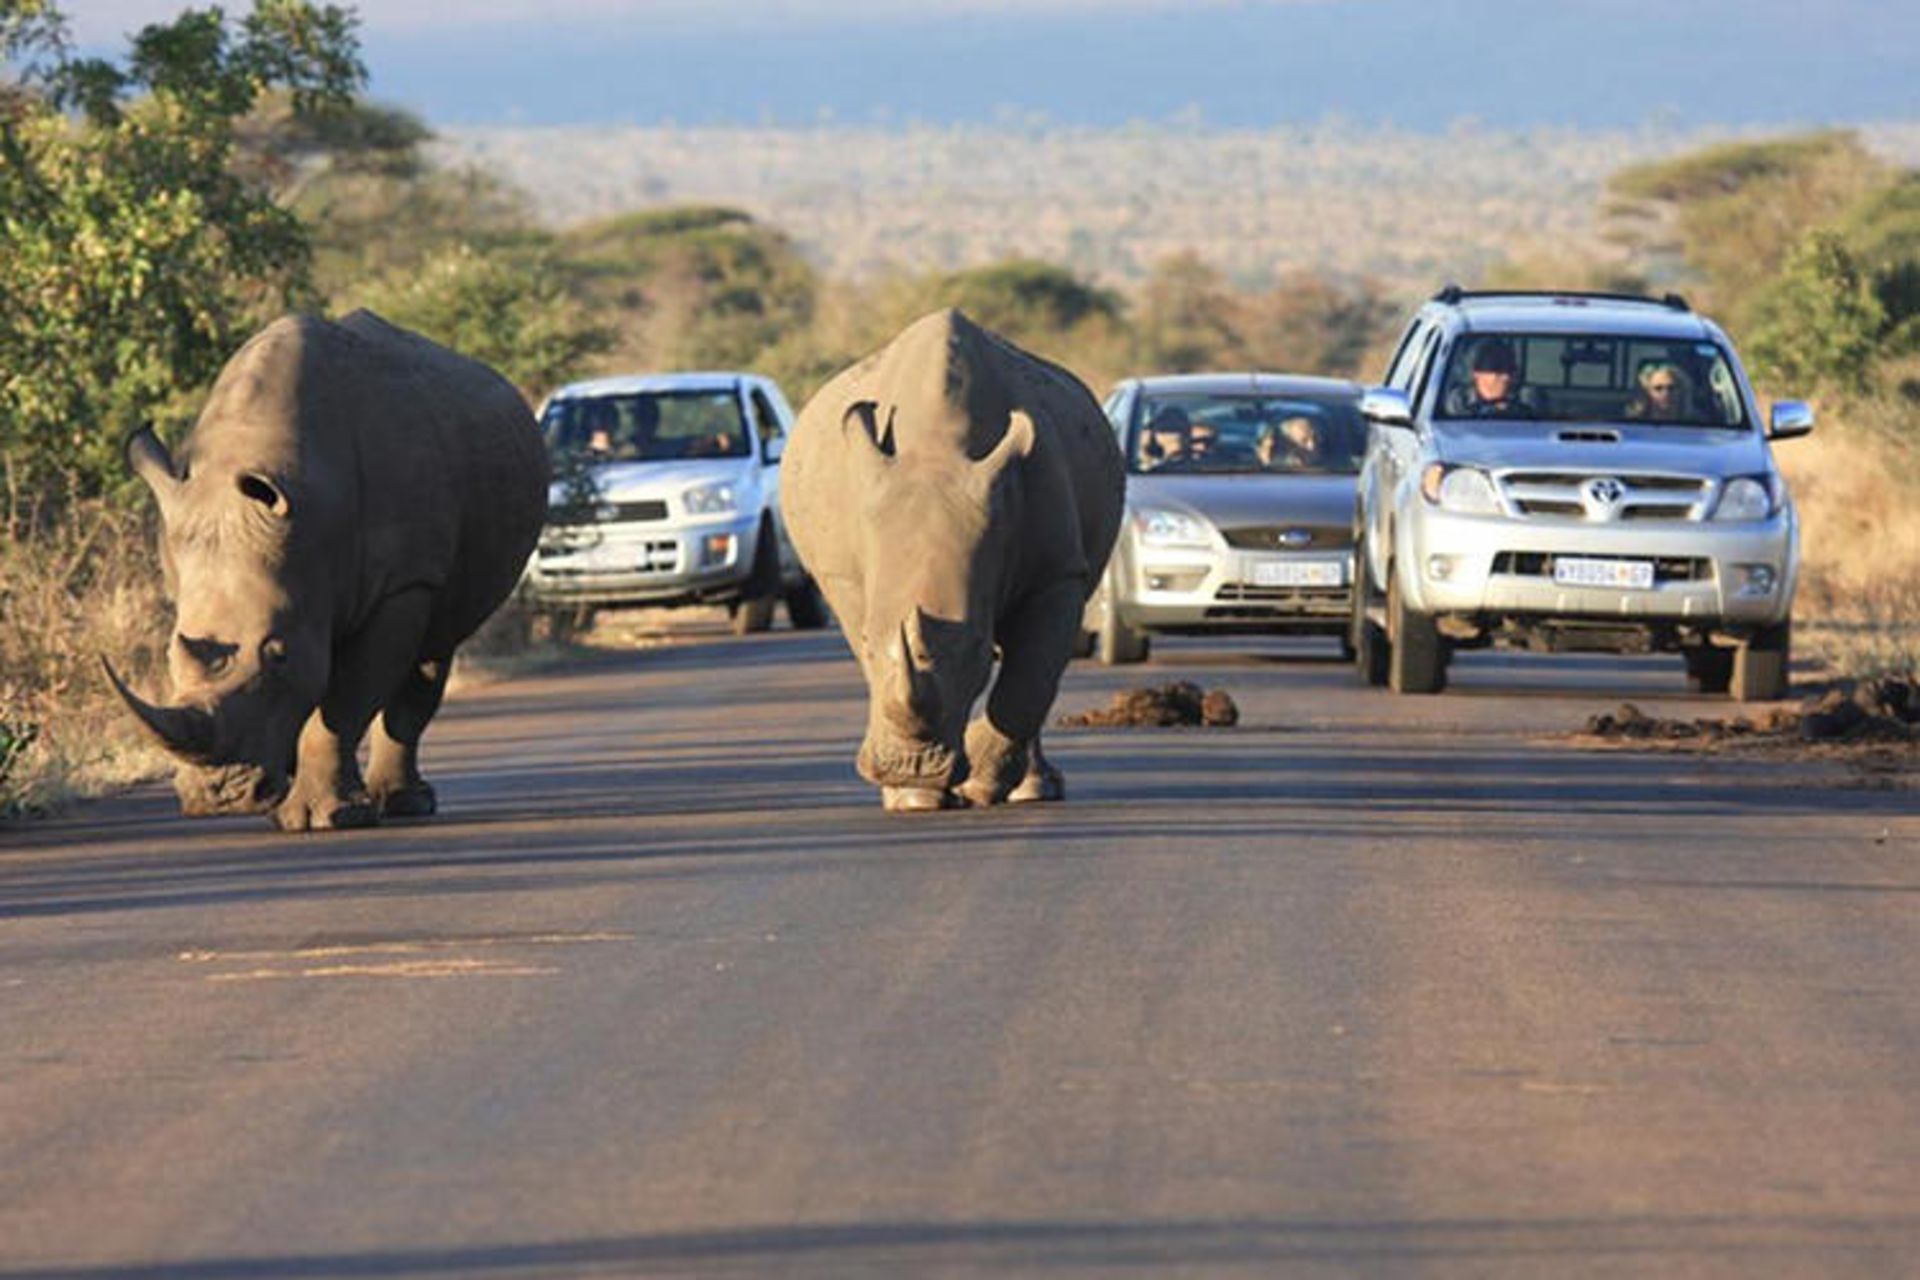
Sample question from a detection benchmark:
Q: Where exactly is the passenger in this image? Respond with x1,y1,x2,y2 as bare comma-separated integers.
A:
1256,415,1324,470
1140,406,1194,470
1188,420,1220,463
1626,361,1696,422
1446,339,1532,418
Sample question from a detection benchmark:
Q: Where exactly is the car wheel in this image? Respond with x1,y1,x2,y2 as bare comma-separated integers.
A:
1683,645,1734,695
1351,541,1390,688
784,575,829,630
1387,571,1446,694
1732,619,1791,702
733,520,781,636
1097,599,1149,666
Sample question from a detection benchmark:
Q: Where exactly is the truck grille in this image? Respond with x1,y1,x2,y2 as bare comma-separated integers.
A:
1497,472,1709,522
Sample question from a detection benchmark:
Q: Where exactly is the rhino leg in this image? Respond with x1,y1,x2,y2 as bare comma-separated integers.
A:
367,656,450,818
957,579,1081,807
273,590,432,833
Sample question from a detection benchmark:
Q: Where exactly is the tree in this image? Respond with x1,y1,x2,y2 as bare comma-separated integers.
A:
1134,253,1249,373
351,244,614,399
1745,230,1886,394
0,0,363,525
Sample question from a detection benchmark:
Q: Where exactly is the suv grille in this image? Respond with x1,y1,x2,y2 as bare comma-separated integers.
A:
548,498,671,527
1498,472,1708,521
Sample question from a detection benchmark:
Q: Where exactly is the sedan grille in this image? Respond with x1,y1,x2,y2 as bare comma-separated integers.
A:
1220,524,1351,551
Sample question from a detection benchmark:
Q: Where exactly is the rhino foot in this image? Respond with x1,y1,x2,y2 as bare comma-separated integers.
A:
1006,762,1064,804
273,790,379,833
375,780,438,819
882,785,959,813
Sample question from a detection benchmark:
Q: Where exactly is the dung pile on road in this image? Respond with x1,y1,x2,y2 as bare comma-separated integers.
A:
1584,676,1918,746
1058,682,1239,729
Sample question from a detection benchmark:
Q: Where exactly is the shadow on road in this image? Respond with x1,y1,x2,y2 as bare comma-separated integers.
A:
7,1211,1918,1278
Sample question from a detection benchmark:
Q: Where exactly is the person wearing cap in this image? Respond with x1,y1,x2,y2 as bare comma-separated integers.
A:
1446,339,1533,418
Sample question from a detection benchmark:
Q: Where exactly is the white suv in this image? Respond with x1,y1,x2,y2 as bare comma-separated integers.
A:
1353,288,1813,701
523,372,826,635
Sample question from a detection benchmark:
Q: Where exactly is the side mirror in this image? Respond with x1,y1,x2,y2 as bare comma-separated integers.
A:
1768,400,1814,441
1360,387,1414,428
762,435,785,464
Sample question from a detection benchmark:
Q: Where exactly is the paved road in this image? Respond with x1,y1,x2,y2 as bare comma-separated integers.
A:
4,626,1917,1278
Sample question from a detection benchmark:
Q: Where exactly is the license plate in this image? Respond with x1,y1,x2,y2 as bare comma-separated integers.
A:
1252,559,1345,588
1552,557,1654,590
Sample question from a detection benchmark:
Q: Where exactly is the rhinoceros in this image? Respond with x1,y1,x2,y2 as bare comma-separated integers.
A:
107,310,548,831
783,308,1124,810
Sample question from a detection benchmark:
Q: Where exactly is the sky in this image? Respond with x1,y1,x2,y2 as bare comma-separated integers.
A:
68,0,1920,131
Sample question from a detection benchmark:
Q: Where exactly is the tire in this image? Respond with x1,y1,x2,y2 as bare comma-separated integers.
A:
1387,571,1446,694
1097,599,1149,666
1351,541,1390,687
1684,645,1734,695
733,520,780,636
1732,619,1791,702
784,575,829,630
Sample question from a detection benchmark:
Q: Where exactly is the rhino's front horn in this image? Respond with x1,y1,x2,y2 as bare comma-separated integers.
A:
103,657,216,762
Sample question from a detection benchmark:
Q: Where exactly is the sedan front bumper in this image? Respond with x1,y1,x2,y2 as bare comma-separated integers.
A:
1113,542,1354,634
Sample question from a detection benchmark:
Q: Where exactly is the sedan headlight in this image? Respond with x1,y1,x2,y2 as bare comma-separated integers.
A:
1712,475,1777,522
1134,508,1213,549
1420,464,1502,515
683,482,737,516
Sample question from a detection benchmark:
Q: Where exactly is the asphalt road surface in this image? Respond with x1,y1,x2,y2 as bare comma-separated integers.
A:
4,623,1917,1279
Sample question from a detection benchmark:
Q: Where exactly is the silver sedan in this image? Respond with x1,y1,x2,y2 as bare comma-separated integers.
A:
1084,374,1366,664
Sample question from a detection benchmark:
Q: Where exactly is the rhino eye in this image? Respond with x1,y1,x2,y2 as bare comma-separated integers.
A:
179,634,237,675
237,473,288,516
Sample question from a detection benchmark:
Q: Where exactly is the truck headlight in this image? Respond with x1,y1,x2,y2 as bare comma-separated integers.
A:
1712,476,1776,522
1135,508,1212,549
1420,464,1501,515
683,482,737,516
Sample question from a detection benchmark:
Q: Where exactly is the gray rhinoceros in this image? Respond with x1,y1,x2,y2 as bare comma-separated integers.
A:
783,308,1124,810
107,310,548,831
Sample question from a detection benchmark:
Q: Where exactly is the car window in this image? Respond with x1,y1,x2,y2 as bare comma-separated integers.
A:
1434,333,1748,427
748,388,784,449
542,391,751,461
1381,318,1425,389
1128,392,1366,475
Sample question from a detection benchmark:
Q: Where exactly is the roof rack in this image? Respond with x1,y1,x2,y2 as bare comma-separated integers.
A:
1430,284,1691,312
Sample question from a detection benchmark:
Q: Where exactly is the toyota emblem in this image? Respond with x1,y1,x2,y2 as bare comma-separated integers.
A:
1277,528,1312,548
1581,477,1626,515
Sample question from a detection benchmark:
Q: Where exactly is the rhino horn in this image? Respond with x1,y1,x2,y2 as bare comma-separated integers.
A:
103,657,216,762
889,619,940,722
125,426,182,522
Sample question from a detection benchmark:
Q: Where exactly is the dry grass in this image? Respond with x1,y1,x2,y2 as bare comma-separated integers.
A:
0,503,172,815
1776,404,1920,679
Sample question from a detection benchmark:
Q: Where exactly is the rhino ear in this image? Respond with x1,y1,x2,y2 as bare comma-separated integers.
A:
843,399,895,459
976,409,1035,483
125,426,181,520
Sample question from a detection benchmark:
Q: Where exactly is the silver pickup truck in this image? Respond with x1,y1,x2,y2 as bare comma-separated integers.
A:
1353,288,1813,701
522,371,826,635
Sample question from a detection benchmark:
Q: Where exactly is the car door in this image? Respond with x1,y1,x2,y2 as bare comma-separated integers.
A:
1363,319,1438,586
745,382,799,578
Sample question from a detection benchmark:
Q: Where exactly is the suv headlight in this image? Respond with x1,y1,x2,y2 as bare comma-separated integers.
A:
1135,508,1213,549
1420,464,1502,515
1712,475,1777,522
683,482,737,516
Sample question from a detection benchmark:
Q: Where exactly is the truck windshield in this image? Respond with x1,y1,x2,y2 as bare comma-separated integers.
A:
1434,334,1748,428
1129,393,1366,475
543,391,749,461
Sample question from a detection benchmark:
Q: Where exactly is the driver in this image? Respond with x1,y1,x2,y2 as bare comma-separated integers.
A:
1447,339,1532,418
1140,406,1194,470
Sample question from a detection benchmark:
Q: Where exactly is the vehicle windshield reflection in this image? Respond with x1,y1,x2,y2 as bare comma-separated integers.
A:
542,391,750,462
1129,394,1366,476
